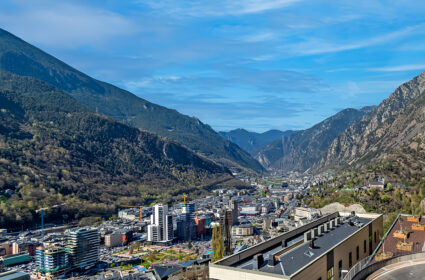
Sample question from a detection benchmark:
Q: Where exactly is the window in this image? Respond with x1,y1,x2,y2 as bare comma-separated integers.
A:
349,252,352,268
318,278,322,280
338,260,342,278
356,246,359,260
305,250,314,257
364,240,366,253
327,267,334,280
374,231,377,243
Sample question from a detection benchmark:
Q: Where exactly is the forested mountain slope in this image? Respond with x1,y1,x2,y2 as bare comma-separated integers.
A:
0,28,263,172
0,71,233,228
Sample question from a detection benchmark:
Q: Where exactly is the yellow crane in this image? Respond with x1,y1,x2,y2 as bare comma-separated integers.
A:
120,205,143,220
183,194,188,204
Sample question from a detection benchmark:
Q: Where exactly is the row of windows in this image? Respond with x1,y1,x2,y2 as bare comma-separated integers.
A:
319,229,380,280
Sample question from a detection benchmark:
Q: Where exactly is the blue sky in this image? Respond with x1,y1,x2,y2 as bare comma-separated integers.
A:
1,0,425,132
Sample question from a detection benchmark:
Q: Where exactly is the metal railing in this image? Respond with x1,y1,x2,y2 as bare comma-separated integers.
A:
348,252,425,280
342,255,373,280
343,213,401,280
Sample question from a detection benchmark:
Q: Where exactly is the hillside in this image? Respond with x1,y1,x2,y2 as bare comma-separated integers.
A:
0,72,236,229
219,129,294,154
0,28,263,173
320,71,425,174
255,107,374,172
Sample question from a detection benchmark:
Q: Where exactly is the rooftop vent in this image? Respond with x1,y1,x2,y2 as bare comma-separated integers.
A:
253,253,264,270
348,217,358,227
311,228,318,238
304,231,312,242
334,217,340,227
318,225,324,236
268,254,277,266
309,238,316,249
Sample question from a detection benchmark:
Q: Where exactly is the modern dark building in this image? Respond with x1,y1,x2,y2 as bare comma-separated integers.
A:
220,209,233,256
66,228,99,270
230,199,239,226
176,202,196,242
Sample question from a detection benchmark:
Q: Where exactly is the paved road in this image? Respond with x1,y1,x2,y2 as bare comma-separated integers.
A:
369,259,425,280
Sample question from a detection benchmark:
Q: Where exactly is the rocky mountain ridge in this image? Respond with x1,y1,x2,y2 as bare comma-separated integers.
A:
255,107,374,172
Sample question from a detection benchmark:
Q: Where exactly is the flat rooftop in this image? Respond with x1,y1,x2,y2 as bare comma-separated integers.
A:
213,212,380,278
235,216,371,276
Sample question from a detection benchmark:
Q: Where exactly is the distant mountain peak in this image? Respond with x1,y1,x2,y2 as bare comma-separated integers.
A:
219,128,295,155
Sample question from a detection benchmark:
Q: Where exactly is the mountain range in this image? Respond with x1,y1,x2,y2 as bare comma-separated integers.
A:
2,25,425,226
0,71,238,228
219,128,294,155
255,107,375,172
253,71,425,178
0,28,263,173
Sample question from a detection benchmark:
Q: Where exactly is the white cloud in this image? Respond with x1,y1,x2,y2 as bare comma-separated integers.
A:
0,2,138,48
368,64,425,72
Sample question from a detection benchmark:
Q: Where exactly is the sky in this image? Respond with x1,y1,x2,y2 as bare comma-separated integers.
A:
1,1,425,132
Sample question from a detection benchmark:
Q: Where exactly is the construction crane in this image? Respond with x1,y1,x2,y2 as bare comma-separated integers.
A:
120,205,143,221
36,203,66,246
183,194,188,204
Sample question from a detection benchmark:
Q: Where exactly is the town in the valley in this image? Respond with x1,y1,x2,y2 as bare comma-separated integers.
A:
2,170,420,280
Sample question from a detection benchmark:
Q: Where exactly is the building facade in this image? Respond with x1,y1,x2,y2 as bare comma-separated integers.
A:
148,204,173,242
230,200,239,226
105,232,122,248
231,224,254,237
66,228,99,270
176,202,196,241
36,246,70,277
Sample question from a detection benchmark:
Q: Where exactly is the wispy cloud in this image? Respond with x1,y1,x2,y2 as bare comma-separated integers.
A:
241,32,276,43
125,67,325,94
144,0,302,17
286,22,425,56
368,64,425,72
331,80,406,98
